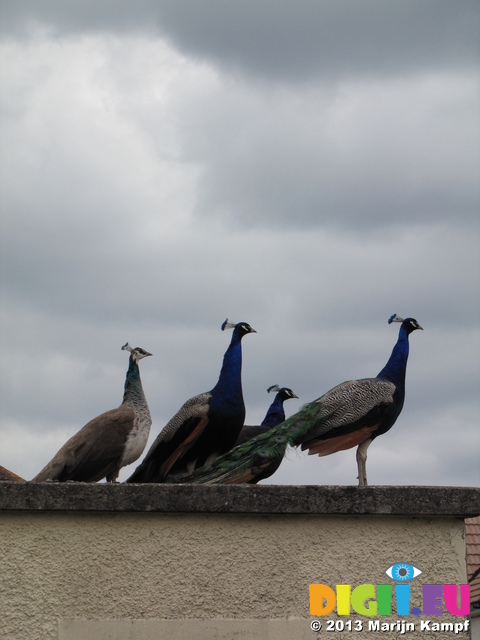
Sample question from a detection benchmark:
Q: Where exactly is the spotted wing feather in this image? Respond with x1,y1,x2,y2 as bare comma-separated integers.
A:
127,392,212,482
301,378,396,450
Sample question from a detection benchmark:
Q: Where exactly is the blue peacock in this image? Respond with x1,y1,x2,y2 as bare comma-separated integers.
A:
167,315,422,485
235,385,299,446
127,319,256,483
227,385,299,483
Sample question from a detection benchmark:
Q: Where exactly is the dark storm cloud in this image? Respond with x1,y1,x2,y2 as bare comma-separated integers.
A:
1,0,478,81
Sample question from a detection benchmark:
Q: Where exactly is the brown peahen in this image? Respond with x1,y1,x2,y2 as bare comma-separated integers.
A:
32,343,152,483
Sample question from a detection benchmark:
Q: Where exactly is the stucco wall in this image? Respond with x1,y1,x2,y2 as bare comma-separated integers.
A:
1,484,478,640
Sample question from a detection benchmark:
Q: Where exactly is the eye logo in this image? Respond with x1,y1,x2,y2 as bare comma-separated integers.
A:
385,563,422,582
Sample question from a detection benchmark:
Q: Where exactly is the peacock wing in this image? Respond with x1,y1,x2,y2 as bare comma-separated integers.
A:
234,424,268,447
32,406,135,482
300,378,396,453
127,392,212,482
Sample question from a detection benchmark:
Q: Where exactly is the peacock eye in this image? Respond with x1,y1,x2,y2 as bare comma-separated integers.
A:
385,563,422,582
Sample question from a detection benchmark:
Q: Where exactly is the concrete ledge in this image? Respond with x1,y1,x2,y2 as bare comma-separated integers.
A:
0,482,479,516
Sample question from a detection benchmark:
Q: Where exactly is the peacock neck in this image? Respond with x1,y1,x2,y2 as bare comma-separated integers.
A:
211,330,244,404
377,325,410,389
261,394,286,427
122,358,147,409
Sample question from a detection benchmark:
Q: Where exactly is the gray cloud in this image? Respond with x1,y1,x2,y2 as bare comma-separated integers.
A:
178,73,479,231
1,0,478,81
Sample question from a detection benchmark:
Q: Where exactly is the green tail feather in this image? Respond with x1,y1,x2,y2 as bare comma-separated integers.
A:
165,399,330,484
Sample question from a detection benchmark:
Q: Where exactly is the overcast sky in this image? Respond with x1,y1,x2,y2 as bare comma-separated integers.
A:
1,1,479,487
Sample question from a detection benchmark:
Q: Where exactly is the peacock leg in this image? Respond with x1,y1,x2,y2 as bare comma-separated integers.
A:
356,438,372,487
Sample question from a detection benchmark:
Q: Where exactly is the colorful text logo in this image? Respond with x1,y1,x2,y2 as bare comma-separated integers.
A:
309,562,470,618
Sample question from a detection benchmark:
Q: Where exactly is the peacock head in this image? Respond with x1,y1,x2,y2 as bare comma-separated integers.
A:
281,388,299,400
267,384,299,400
121,342,152,361
388,315,423,334
221,318,257,336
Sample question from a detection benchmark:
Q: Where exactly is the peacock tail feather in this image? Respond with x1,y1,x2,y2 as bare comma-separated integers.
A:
165,399,332,484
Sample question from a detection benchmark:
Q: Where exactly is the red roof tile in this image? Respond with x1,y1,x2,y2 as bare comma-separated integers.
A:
466,516,480,607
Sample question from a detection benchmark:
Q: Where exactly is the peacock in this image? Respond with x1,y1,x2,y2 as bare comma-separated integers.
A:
235,385,299,447
127,319,256,483
300,314,423,485
166,315,422,486
226,385,298,483
32,343,152,483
